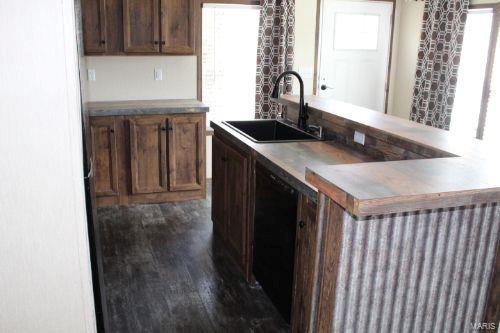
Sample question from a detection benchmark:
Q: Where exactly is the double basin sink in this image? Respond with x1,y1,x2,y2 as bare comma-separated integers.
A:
223,120,319,143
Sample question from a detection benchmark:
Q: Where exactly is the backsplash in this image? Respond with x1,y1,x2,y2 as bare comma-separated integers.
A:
285,106,453,161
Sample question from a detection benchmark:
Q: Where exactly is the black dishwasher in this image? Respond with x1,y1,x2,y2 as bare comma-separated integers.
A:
253,162,298,323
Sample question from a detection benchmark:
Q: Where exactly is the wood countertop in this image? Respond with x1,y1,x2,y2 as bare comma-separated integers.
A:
210,121,377,199
86,99,208,117
276,95,500,216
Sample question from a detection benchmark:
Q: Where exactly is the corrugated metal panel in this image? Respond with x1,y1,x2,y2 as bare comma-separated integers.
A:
331,203,500,333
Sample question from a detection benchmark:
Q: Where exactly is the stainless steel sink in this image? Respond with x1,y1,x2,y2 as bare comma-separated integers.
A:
223,120,319,143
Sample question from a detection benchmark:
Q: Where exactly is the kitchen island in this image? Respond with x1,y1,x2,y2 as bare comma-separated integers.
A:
211,95,500,332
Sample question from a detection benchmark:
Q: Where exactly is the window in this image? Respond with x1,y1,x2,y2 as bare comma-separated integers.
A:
333,13,380,50
202,4,260,125
451,6,500,142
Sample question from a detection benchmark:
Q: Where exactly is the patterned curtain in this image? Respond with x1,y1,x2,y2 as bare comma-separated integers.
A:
410,0,469,130
255,0,295,119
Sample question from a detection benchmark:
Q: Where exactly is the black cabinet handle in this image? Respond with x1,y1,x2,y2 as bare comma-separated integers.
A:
101,40,106,45
299,220,305,229
154,41,159,45
168,127,173,131
161,41,166,45
109,129,114,133
161,127,167,131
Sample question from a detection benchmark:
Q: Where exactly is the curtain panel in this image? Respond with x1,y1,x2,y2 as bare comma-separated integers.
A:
410,0,470,130
255,0,295,119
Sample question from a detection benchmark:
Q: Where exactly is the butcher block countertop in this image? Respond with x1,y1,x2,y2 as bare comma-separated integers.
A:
276,95,500,217
86,99,208,117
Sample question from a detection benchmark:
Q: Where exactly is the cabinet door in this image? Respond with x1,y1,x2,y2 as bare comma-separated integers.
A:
123,0,160,53
225,144,248,266
211,136,227,238
82,0,107,54
104,0,124,54
160,0,195,54
168,115,203,191
291,195,318,333
129,117,168,194
90,118,119,196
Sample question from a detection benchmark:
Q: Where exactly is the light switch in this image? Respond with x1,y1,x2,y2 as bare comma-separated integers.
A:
87,69,96,81
354,130,365,145
154,68,163,81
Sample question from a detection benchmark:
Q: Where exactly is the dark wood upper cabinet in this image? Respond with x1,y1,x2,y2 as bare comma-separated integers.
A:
82,0,194,55
129,117,168,194
81,0,107,54
123,0,160,53
211,136,227,238
104,0,124,54
168,115,203,191
160,0,195,54
90,117,119,196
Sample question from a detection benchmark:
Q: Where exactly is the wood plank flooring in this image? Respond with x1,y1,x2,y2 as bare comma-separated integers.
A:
97,183,290,332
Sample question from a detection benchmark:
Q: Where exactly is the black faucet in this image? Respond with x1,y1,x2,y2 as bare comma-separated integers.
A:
271,70,309,130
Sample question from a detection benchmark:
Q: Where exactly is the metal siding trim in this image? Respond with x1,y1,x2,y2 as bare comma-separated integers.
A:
330,203,500,333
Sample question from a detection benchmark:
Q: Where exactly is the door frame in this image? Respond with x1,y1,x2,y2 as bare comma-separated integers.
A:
313,0,396,114
473,3,500,139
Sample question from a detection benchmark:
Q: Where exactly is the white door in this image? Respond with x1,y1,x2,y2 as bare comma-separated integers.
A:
318,0,393,112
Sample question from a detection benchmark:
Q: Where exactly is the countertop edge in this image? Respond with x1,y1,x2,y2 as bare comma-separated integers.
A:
86,99,209,117
305,164,500,218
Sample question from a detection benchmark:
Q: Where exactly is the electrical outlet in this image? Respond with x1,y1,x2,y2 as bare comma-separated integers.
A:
87,69,96,81
354,130,365,145
154,68,163,81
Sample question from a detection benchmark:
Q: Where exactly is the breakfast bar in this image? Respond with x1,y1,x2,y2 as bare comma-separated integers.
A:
211,94,500,332
285,95,500,332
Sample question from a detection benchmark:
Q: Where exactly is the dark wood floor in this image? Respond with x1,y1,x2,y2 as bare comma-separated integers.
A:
97,182,290,332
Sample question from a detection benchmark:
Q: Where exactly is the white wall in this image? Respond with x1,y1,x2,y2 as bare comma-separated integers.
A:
0,0,96,332
294,0,318,94
387,0,425,119
84,56,197,102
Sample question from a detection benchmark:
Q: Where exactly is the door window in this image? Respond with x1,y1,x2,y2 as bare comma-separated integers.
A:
333,13,380,50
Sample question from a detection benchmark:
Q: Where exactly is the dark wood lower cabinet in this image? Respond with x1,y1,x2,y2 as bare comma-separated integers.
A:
211,136,227,238
225,144,248,267
90,117,119,196
211,132,320,330
90,113,206,206
291,195,319,333
168,115,204,191
211,134,249,270
129,117,168,194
